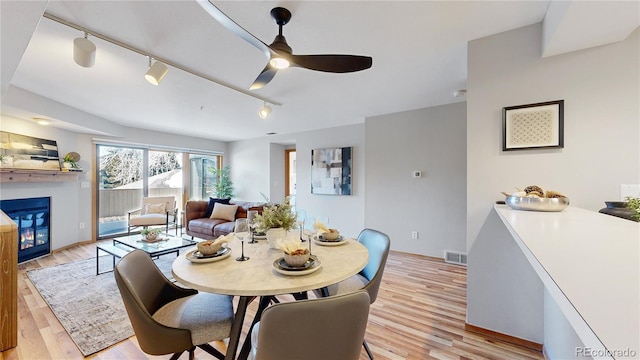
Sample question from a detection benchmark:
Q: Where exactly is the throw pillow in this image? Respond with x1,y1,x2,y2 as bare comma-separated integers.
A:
145,203,166,214
205,197,231,218
210,203,238,222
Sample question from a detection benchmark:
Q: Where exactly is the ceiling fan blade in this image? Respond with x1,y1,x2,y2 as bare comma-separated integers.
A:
290,55,373,73
250,64,278,90
197,0,275,59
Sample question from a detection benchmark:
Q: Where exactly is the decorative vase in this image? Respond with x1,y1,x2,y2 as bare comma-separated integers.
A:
266,228,287,249
145,233,158,241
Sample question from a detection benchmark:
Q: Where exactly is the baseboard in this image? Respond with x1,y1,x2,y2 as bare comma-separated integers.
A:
464,323,543,352
389,250,445,263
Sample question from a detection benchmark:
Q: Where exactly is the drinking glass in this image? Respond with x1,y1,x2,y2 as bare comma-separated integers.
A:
234,218,250,261
247,210,258,244
296,209,307,242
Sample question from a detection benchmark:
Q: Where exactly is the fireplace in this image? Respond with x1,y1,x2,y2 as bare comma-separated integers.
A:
0,197,51,263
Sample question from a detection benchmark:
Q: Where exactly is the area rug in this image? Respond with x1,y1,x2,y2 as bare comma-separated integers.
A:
26,254,176,356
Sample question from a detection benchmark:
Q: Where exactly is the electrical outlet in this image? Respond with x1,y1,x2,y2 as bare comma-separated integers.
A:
79,222,85,229
411,231,418,239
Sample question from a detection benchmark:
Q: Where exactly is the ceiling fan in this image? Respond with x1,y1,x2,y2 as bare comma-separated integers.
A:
198,1,373,90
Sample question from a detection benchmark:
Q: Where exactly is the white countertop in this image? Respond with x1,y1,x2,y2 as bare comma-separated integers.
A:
495,205,639,354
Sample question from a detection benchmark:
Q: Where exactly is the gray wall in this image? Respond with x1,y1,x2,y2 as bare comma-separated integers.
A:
365,103,467,257
467,24,639,248
229,104,468,259
466,22,639,350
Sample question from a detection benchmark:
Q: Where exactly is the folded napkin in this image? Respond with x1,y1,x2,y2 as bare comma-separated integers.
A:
213,233,234,246
280,238,306,254
313,219,329,234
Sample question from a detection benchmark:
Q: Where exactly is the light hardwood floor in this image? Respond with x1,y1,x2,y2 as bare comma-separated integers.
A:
2,242,544,360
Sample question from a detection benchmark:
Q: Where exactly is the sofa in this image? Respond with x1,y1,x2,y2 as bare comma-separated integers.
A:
185,199,265,240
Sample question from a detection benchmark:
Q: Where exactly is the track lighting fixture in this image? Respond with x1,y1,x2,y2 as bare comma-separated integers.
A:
259,101,272,119
73,32,96,67
145,57,169,85
44,12,281,106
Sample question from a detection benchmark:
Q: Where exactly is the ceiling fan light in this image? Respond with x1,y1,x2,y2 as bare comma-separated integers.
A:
145,60,168,85
73,35,96,68
259,103,272,119
269,57,290,69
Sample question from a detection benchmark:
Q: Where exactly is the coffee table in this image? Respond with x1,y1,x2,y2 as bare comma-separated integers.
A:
96,233,196,275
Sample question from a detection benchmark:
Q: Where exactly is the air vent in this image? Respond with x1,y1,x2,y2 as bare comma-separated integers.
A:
444,250,467,266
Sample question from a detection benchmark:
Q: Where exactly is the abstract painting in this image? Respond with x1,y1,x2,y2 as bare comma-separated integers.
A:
0,131,61,170
311,147,352,195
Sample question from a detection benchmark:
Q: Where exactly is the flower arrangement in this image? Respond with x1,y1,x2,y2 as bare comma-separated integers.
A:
625,196,640,221
140,228,162,238
253,198,297,233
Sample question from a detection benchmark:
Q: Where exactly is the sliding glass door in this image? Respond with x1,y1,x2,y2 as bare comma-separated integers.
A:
97,145,184,239
97,144,221,239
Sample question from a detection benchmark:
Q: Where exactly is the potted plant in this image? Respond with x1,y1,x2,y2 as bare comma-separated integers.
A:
209,165,234,198
625,196,640,221
62,154,78,169
140,228,162,241
253,198,297,248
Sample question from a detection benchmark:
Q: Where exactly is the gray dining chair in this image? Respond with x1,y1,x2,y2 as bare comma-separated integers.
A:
314,228,391,359
249,290,371,360
114,249,233,360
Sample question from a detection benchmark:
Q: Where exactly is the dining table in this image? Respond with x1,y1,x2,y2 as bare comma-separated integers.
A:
171,233,369,360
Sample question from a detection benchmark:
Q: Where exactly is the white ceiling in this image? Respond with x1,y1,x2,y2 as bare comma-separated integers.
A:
1,1,637,142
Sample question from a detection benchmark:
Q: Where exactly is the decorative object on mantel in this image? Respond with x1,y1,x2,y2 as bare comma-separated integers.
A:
311,147,352,195
502,100,564,151
0,131,60,170
61,152,82,171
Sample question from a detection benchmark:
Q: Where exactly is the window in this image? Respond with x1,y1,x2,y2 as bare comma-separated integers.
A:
96,144,215,239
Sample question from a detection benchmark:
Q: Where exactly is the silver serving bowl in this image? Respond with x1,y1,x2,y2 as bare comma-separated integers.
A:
505,196,570,212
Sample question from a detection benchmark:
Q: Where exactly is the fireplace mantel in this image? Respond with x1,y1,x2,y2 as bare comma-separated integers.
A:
0,169,81,183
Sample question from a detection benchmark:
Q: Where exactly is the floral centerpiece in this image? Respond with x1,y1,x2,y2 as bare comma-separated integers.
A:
140,228,162,240
253,198,297,248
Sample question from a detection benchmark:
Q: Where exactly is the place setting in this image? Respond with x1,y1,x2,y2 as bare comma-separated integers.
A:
272,238,322,276
185,234,233,263
311,219,348,246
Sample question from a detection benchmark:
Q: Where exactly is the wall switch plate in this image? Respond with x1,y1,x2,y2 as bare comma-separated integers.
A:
413,171,421,178
411,231,418,239
620,184,640,200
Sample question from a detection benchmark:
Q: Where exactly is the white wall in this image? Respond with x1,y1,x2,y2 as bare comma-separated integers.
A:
365,103,467,257
229,124,366,239
0,114,227,250
467,24,639,248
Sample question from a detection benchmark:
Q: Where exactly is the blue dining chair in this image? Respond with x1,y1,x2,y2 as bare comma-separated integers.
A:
314,228,391,359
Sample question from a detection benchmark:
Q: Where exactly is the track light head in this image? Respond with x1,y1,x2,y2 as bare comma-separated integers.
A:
259,102,272,119
73,32,96,67
145,58,168,85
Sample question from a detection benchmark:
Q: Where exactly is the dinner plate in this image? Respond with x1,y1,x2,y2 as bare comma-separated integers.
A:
272,256,322,276
313,235,348,246
276,257,316,271
185,247,231,263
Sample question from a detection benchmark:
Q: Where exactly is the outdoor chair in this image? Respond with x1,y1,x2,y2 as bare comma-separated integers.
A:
249,290,370,360
114,249,233,360
127,196,177,235
313,228,391,359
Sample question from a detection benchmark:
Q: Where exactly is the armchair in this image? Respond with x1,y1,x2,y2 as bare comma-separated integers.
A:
127,196,177,235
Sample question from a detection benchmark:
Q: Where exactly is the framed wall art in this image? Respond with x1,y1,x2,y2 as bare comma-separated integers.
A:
311,147,352,195
0,131,61,170
502,100,564,151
